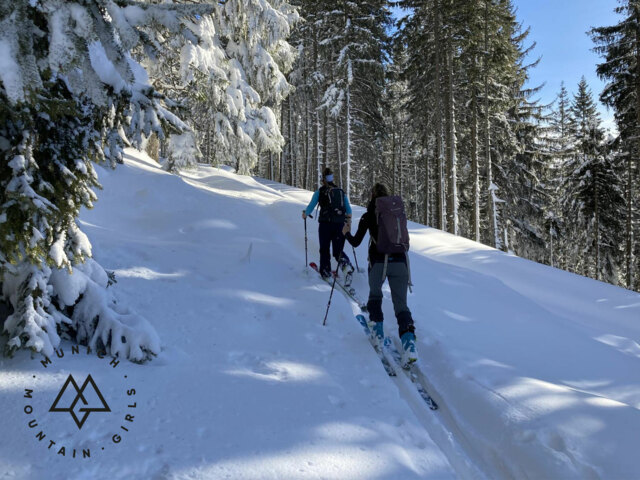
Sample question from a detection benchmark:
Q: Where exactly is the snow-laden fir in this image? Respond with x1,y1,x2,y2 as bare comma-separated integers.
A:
0,0,296,362
1,149,638,479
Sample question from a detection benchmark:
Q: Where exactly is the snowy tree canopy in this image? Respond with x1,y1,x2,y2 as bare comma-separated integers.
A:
0,0,222,362
153,0,299,172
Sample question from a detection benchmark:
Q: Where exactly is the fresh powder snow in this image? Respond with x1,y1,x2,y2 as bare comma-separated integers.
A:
1,148,638,479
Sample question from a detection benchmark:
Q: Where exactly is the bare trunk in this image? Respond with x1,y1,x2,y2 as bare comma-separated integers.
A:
346,80,352,198
434,0,445,231
424,145,430,225
595,172,600,280
550,224,554,267
484,0,498,248
471,92,480,241
335,119,343,186
313,28,321,188
289,98,295,187
631,19,640,287
322,108,328,174
445,47,458,235
399,127,404,198
280,105,286,183
392,124,396,195
414,160,419,220
316,109,321,187
304,101,310,189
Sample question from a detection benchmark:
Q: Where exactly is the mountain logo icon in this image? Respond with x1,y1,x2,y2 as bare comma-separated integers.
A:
49,374,111,429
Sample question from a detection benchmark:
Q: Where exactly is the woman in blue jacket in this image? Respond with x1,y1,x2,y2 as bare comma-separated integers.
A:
302,168,354,279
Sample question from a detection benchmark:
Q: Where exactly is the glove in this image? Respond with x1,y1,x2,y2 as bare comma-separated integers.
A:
342,222,350,236
302,210,307,220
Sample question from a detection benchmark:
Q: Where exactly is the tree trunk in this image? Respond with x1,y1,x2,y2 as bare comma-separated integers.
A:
434,0,445,231
595,166,600,280
414,160,419,220
313,27,321,188
304,100,310,190
471,91,480,241
484,0,498,248
399,126,404,198
631,16,640,287
289,97,295,187
280,105,286,183
392,122,396,195
322,108,328,174
335,118,343,187
269,152,273,181
424,144,430,226
445,47,458,235
346,78,352,199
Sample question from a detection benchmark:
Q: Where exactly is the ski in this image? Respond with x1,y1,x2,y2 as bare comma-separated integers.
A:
309,263,438,410
384,339,438,410
355,314,396,377
309,262,367,311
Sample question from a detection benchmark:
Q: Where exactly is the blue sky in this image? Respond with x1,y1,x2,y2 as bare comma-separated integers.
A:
391,1,620,128
513,0,619,126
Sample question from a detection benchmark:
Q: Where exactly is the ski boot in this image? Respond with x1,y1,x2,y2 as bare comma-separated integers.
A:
368,320,384,348
340,259,355,287
400,332,418,368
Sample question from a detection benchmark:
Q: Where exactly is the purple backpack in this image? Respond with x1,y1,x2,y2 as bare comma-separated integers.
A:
375,196,410,254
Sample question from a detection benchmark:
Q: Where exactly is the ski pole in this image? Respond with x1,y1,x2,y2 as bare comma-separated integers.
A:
323,243,344,326
303,212,314,269
303,212,308,269
352,246,360,272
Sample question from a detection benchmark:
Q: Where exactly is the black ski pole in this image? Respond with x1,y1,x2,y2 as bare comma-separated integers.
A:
303,212,308,269
352,246,360,272
322,244,344,326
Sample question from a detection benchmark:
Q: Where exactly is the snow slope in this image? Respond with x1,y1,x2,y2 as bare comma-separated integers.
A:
1,149,639,480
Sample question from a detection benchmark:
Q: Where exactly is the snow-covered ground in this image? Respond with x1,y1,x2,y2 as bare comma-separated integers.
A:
1,149,639,480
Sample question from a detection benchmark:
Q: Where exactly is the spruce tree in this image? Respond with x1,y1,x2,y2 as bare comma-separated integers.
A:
567,78,625,282
546,83,577,269
0,0,213,361
591,2,640,290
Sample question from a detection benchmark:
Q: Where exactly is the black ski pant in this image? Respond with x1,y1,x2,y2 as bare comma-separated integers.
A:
318,222,350,275
366,260,415,338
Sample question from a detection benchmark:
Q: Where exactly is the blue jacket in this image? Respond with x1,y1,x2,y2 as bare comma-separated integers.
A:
305,185,352,219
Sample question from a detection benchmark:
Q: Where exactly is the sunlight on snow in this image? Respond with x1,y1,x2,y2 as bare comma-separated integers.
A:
113,266,187,280
0,371,73,392
181,218,237,231
314,422,377,442
594,334,640,359
176,444,441,480
219,289,295,308
472,358,515,370
442,310,474,322
225,361,326,383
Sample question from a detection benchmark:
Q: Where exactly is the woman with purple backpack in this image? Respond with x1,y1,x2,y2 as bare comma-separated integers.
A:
342,183,417,365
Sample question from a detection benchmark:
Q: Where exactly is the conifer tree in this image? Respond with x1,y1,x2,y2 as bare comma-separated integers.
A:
0,0,214,361
566,78,625,281
591,2,640,289
546,83,577,269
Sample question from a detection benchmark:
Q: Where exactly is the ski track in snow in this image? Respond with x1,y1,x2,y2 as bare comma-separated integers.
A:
0,149,639,480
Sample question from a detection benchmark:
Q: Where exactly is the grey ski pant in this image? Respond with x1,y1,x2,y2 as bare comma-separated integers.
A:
366,261,415,338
